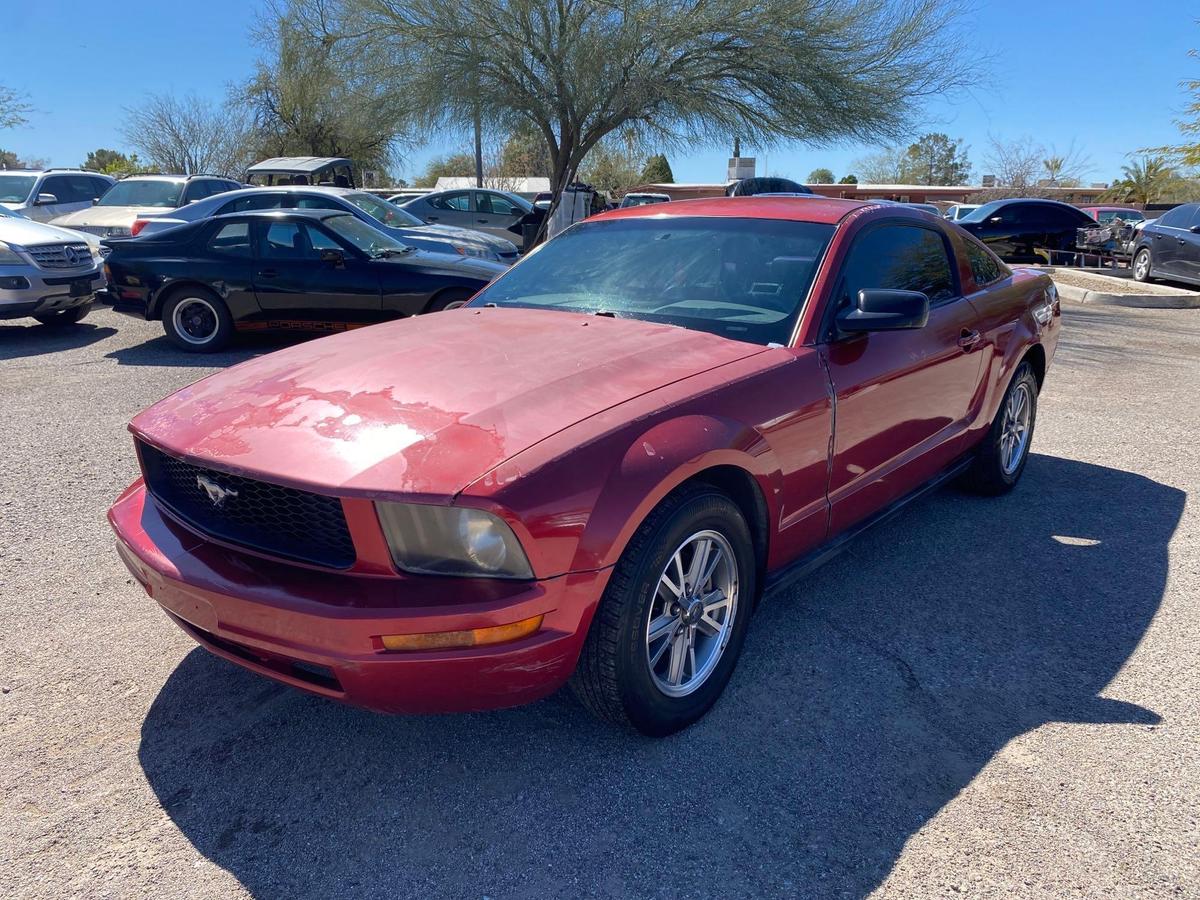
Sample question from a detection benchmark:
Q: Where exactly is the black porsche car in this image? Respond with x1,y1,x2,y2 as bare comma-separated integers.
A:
100,209,507,351
955,198,1093,263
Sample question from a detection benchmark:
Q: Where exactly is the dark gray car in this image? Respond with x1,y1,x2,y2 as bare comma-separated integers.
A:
1132,202,1200,286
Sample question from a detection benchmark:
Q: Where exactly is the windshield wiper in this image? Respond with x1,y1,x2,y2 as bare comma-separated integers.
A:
374,247,413,258
590,309,620,318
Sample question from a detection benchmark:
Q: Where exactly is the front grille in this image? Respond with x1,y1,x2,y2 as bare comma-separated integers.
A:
26,242,93,269
139,442,356,569
66,225,130,238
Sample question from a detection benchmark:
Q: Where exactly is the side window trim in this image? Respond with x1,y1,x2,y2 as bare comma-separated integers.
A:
832,217,962,309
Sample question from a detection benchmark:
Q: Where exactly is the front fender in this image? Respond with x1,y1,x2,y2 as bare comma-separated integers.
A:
570,414,780,574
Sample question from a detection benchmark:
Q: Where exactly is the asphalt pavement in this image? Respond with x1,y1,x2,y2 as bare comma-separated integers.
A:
1,304,1197,899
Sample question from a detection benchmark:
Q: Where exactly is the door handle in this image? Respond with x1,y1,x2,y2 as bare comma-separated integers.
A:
256,269,278,279
477,219,489,224
958,329,981,350
426,216,439,221
1179,239,1187,246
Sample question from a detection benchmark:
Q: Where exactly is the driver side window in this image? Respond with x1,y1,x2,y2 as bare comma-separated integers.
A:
837,224,958,316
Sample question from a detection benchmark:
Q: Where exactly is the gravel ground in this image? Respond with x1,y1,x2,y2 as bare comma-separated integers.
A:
2,305,1198,899
1048,269,1195,296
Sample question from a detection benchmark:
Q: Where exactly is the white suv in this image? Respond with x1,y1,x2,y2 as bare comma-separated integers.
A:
0,206,105,326
0,169,115,222
51,173,241,238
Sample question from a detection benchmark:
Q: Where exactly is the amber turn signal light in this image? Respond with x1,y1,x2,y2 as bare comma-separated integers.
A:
380,614,544,652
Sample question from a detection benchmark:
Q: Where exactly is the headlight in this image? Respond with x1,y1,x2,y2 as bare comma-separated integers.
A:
456,244,497,261
376,502,533,579
0,241,25,265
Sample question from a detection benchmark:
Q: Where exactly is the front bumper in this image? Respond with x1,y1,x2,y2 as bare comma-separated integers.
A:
0,264,103,320
109,480,611,713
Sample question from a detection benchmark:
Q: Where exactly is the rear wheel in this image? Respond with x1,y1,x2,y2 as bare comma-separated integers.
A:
961,361,1038,495
571,485,755,736
424,289,474,313
162,288,233,352
1132,248,1153,283
34,301,91,326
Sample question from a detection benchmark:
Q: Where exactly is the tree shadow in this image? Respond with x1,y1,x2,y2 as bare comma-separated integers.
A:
0,322,117,361
138,455,1183,898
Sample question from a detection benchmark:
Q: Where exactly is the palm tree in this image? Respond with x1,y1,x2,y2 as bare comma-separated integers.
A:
1104,156,1179,204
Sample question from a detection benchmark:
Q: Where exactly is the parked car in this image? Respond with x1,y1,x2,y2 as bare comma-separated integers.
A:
725,177,813,196
1081,206,1145,225
246,157,355,188
108,197,1060,735
903,202,942,215
0,168,114,223
956,198,1094,263
944,204,979,221
51,174,241,238
100,209,506,351
619,192,671,208
399,188,534,243
134,186,519,263
387,189,431,203
0,205,105,325
1131,201,1200,285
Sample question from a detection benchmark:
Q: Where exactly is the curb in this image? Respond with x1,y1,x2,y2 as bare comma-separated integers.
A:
1052,281,1200,310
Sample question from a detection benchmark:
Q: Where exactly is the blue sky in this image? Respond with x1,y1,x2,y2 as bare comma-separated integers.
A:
1,0,1197,185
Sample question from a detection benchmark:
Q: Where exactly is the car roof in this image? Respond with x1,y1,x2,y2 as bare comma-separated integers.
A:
212,208,355,222
593,195,869,225
989,197,1080,209
246,157,351,173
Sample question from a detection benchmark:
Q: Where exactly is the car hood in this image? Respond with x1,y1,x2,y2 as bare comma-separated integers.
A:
131,308,768,498
378,250,508,280
50,206,169,227
0,215,97,247
421,223,516,249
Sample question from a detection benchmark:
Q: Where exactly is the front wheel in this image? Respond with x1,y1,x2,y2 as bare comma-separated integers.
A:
162,288,233,352
1132,248,1154,283
571,485,756,736
34,301,91,326
961,361,1039,495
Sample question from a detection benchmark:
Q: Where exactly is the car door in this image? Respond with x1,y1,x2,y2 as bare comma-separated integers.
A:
1172,205,1200,283
820,220,985,536
421,191,474,228
30,175,87,222
251,218,382,319
473,191,525,241
1146,205,1191,278
1040,205,1091,259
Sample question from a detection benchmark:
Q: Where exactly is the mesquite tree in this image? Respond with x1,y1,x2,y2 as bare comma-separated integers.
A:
287,0,969,206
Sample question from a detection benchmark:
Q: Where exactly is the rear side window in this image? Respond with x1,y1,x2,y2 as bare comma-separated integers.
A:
963,239,1006,289
479,192,521,216
1157,205,1195,228
429,191,471,211
219,194,284,214
207,222,251,257
839,223,957,306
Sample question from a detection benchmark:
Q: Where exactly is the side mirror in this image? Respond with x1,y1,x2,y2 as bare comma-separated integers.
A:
838,289,930,333
35,193,58,206
319,248,346,268
1188,224,1200,234
988,215,1002,223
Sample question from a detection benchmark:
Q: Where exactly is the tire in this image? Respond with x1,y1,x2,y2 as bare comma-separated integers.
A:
1132,248,1154,283
961,361,1038,496
424,289,473,314
34,300,92,326
570,485,756,736
161,287,233,352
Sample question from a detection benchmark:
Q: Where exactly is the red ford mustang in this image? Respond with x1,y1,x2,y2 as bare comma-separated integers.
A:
109,197,1060,735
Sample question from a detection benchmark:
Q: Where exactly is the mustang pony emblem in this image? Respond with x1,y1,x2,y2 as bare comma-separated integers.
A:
196,475,238,508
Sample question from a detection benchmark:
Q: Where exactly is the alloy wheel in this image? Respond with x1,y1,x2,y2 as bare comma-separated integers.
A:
171,297,220,345
644,530,739,698
1000,381,1032,475
1134,251,1150,281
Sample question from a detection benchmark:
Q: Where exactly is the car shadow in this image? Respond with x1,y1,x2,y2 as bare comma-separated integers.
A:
0,322,117,361
105,332,314,369
138,454,1183,898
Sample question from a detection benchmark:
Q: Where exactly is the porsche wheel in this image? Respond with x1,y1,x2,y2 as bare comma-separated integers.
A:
571,485,755,736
